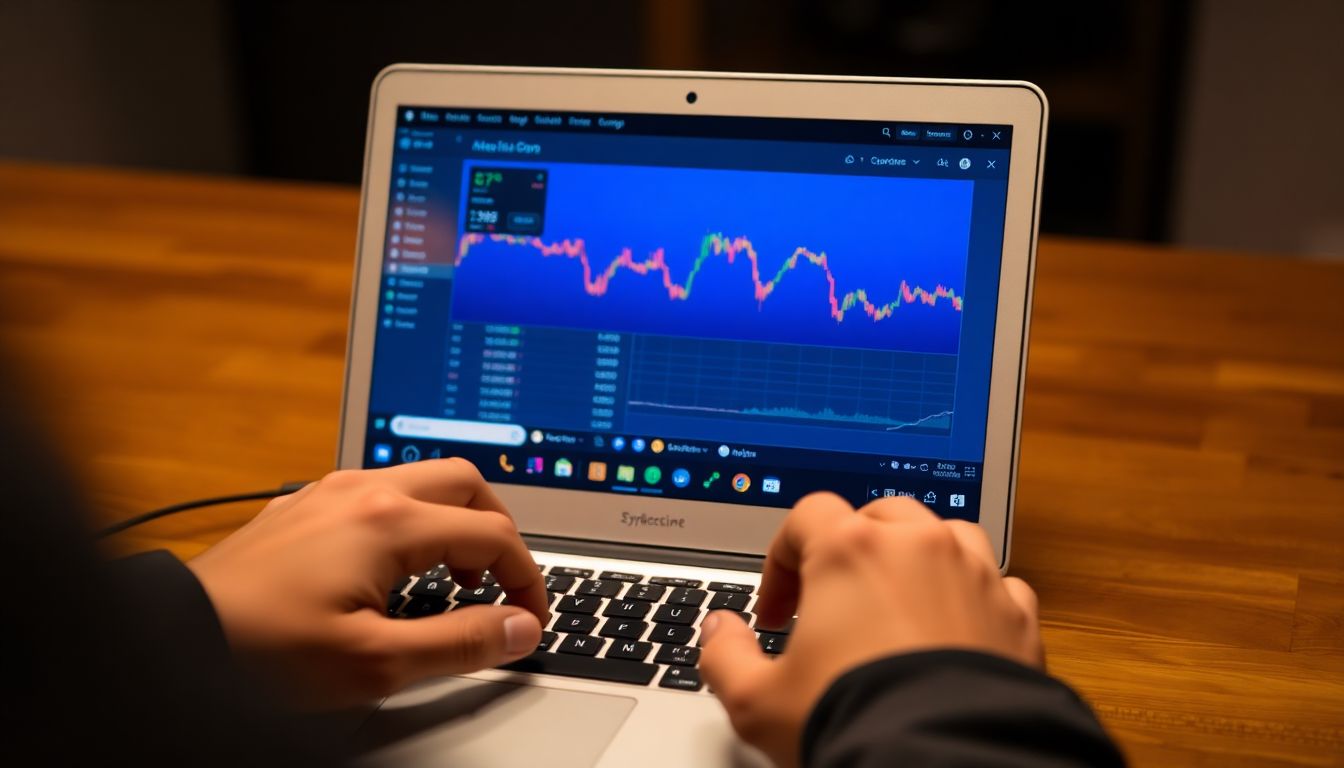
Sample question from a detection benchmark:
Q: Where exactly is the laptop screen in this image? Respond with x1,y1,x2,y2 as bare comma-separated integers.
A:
363,106,1013,522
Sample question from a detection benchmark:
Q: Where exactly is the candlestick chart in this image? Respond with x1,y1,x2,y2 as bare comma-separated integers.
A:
448,161,973,434
449,162,972,356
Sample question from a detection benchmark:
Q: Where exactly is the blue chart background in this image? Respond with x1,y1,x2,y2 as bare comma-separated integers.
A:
450,161,973,355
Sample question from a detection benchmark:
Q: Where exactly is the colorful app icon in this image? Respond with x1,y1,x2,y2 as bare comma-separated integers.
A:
616,464,636,483
671,468,691,488
530,429,544,444
651,438,665,454
498,453,515,473
612,436,627,451
762,476,781,493
632,438,647,453
732,473,751,493
588,461,608,482
950,493,966,508
643,465,662,485
373,417,387,430
372,444,392,463
702,471,721,489
554,458,573,478
526,457,544,474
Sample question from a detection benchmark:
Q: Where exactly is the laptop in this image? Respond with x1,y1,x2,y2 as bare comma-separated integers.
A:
338,65,1046,767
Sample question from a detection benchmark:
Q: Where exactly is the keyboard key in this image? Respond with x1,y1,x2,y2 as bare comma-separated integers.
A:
758,632,788,654
555,595,601,615
549,566,594,578
624,583,667,602
577,579,623,597
394,575,413,592
537,631,558,652
479,573,497,586
659,666,703,691
603,600,653,620
650,576,702,588
545,574,576,593
501,652,657,685
599,570,644,583
455,585,502,604
667,588,708,607
402,595,448,618
707,581,754,594
409,578,454,598
599,619,648,640
557,635,602,657
708,592,750,611
554,614,599,635
423,564,449,580
650,624,695,645
654,644,700,667
605,640,652,661
757,617,795,634
652,604,700,625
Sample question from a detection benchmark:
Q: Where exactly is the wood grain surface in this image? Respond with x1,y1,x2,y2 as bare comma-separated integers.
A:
1,161,1340,766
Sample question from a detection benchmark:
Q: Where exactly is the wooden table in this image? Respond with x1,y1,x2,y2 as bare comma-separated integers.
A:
1,161,1340,766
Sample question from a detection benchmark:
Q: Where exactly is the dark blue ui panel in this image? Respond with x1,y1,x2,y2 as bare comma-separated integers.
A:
363,107,1012,520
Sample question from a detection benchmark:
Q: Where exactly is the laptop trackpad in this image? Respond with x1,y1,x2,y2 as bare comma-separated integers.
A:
354,676,637,768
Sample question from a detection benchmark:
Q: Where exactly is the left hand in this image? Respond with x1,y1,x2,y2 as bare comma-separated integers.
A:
187,459,549,709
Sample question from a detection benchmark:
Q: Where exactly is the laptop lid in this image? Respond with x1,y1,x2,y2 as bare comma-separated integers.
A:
339,66,1046,570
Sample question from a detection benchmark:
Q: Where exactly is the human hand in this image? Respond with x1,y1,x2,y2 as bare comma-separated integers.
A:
187,459,548,709
699,493,1041,767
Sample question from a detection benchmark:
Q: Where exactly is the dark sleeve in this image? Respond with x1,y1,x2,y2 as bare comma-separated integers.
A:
802,650,1126,767
0,373,336,766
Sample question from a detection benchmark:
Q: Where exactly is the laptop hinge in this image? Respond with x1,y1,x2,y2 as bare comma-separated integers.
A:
523,533,765,573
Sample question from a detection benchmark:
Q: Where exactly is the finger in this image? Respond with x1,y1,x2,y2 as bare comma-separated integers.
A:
856,494,941,523
945,519,998,569
1002,577,1045,668
352,604,541,687
756,493,853,628
365,458,513,518
699,611,773,715
383,498,548,621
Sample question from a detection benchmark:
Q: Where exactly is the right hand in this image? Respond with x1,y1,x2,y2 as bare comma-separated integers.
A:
699,493,1043,767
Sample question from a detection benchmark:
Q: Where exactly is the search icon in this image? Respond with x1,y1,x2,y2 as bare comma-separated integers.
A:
881,127,892,138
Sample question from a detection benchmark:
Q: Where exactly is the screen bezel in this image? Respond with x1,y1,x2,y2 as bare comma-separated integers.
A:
338,65,1046,571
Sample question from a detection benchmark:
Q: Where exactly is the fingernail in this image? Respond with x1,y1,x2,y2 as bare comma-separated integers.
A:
503,613,536,657
700,612,721,641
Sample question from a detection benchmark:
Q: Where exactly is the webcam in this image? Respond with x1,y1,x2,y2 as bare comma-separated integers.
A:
685,91,698,104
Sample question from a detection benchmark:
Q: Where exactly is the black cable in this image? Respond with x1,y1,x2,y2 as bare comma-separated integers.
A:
95,481,311,539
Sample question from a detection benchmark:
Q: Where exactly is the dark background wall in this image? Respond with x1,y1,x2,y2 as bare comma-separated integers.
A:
2,0,1340,257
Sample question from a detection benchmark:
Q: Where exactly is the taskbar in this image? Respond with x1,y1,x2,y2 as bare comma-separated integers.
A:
362,417,983,521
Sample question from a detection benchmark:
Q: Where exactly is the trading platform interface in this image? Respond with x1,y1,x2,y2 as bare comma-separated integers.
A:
364,107,1013,521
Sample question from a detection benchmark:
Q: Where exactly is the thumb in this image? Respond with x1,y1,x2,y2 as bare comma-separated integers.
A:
699,610,772,707
366,605,541,684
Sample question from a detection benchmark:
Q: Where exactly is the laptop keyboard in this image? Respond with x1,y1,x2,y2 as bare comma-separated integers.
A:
388,563,790,693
